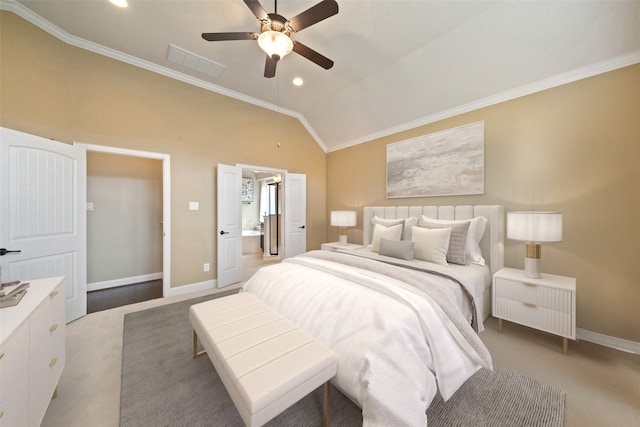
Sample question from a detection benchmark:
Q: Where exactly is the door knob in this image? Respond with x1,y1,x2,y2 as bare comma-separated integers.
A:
299,225,306,229
0,248,21,256
219,231,229,235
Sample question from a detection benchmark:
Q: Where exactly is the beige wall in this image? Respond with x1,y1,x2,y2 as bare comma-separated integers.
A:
327,64,640,342
87,152,163,284
0,12,327,288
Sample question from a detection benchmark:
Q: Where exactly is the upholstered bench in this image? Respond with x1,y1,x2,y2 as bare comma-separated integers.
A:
189,292,338,427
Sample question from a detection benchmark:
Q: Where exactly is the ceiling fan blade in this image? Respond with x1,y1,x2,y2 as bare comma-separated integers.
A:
292,42,334,69
244,0,269,21
202,32,258,41
264,55,277,78
288,0,338,32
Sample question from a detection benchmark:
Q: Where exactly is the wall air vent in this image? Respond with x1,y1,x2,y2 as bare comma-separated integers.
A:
166,44,226,78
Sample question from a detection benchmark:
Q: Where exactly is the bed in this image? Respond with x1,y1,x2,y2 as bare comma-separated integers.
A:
242,205,504,426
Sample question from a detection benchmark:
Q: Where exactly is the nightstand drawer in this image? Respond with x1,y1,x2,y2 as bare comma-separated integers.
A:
494,277,572,312
494,297,573,337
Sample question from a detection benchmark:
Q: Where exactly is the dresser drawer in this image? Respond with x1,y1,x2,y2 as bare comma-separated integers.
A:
0,320,29,401
30,283,65,354
494,297,573,337
494,277,572,312
30,338,65,427
0,368,29,427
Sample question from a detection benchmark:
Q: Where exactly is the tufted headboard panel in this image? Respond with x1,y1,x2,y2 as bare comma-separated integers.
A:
362,205,505,274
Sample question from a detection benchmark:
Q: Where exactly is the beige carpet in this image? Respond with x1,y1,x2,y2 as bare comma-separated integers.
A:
42,284,640,427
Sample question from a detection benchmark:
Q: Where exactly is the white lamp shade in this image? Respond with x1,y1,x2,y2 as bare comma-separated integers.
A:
507,211,563,243
258,30,293,60
330,210,357,227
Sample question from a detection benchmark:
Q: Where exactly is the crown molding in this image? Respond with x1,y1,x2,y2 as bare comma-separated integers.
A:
0,0,329,153
328,49,640,152
3,0,637,154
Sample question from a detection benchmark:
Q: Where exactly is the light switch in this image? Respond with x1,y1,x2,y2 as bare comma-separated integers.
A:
189,202,199,211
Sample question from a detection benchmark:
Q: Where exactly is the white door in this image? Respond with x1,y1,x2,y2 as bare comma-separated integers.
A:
284,173,306,258
216,164,242,287
0,127,87,322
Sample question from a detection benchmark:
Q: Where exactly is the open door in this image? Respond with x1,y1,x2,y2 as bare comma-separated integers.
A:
216,164,242,287
0,127,87,322
284,173,306,259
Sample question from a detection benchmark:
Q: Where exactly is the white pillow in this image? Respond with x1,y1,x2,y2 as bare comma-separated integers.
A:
417,220,469,265
411,226,451,266
420,215,487,265
371,216,417,241
371,223,403,252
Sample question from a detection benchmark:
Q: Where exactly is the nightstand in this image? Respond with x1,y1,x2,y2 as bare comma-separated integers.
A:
492,267,576,355
321,242,364,251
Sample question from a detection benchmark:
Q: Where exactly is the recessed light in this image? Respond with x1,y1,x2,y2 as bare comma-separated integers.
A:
109,0,128,8
292,77,303,86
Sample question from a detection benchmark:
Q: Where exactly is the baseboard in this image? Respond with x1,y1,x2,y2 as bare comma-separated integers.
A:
577,328,640,355
87,272,163,292
168,279,217,297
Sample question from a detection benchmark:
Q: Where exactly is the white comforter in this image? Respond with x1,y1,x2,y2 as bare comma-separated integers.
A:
242,251,492,426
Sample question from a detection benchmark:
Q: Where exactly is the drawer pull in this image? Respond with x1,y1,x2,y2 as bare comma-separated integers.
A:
50,357,58,367
50,290,59,297
50,324,59,332
523,302,537,308
523,282,537,287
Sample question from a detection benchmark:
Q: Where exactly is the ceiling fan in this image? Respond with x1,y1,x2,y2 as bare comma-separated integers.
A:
202,0,338,78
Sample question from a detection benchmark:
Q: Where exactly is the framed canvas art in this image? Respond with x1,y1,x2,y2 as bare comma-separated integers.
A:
386,121,484,198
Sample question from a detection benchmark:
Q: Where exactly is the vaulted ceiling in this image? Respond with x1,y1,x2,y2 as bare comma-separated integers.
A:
4,0,640,152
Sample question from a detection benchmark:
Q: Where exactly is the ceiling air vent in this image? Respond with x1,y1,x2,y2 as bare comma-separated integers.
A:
166,44,226,78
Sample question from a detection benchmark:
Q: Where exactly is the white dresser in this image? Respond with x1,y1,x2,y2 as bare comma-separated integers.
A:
0,277,66,427
492,268,576,354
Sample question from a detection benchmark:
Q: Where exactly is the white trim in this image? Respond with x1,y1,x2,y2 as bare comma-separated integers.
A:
236,164,288,175
87,273,163,292
577,328,640,355
74,142,172,298
168,279,216,297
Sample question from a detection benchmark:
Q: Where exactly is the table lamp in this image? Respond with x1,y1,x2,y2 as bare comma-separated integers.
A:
330,210,357,245
507,211,563,279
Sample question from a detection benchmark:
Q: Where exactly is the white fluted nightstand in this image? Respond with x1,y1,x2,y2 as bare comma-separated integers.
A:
492,267,576,355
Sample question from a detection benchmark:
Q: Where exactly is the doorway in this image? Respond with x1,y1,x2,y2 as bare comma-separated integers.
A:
85,152,163,312
241,167,284,281
217,163,305,288
74,143,171,299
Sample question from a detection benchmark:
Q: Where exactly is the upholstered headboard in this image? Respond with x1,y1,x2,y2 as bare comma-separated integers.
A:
363,205,505,274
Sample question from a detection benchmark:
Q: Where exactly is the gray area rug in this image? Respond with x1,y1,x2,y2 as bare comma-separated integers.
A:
120,293,565,426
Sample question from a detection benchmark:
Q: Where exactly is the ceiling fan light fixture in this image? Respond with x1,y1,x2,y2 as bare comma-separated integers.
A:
258,30,293,61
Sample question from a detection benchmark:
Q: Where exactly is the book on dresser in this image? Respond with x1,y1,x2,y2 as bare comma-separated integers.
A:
0,281,30,308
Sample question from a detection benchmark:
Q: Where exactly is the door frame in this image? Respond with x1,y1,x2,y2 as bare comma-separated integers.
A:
237,163,287,254
74,143,171,297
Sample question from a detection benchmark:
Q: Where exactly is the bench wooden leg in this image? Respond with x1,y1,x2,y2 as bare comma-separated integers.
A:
322,381,331,427
192,330,206,358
